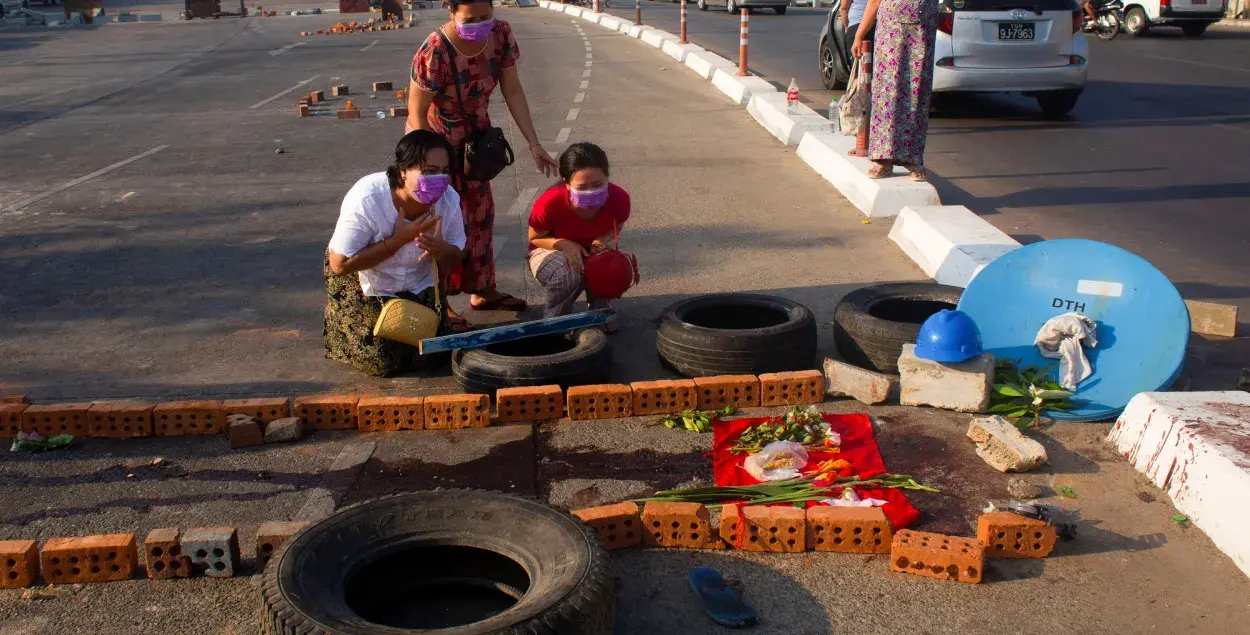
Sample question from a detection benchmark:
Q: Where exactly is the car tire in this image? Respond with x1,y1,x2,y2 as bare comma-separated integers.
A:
452,329,611,395
774,5,785,13
1124,7,1149,36
698,0,708,9
1037,89,1081,117
1181,22,1208,37
832,282,963,375
657,293,817,377
260,491,613,635
819,35,848,90
725,0,736,12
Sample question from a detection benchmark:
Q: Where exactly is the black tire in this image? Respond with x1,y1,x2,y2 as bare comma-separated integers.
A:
1095,12,1119,40
774,5,786,13
698,0,708,9
725,0,736,12
1124,6,1148,36
1037,89,1081,117
452,329,611,395
832,282,963,375
657,294,817,377
261,491,613,635
819,35,848,90
1181,21,1209,37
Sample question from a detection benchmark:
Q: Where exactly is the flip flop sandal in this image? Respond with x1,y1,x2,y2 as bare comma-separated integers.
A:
469,294,528,312
866,164,894,179
909,168,928,182
687,567,759,628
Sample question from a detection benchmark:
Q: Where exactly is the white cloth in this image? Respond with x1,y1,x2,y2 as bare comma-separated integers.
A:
327,172,466,298
1034,312,1098,390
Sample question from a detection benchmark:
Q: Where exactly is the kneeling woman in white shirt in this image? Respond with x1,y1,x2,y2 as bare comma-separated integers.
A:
324,130,467,377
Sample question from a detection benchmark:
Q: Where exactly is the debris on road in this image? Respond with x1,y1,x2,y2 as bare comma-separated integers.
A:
967,415,1048,473
1185,299,1238,338
978,511,1057,558
688,567,759,628
264,417,304,443
658,405,734,433
1006,477,1042,500
10,432,73,453
1056,485,1077,499
899,343,994,413
227,415,264,449
891,529,984,584
823,357,896,405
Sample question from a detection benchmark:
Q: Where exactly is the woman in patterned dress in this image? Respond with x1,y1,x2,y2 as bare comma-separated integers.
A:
852,0,938,180
406,0,558,329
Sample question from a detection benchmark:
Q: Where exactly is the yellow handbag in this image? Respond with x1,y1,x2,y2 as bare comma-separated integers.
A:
372,261,442,347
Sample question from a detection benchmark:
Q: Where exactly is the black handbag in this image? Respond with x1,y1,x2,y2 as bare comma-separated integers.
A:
438,30,515,182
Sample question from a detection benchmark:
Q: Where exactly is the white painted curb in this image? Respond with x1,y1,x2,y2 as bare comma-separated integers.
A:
580,10,602,23
796,131,940,218
624,24,647,38
661,40,703,63
1108,391,1250,579
746,93,830,147
598,14,624,30
684,49,736,79
538,0,549,7
563,4,583,15
640,27,678,48
710,68,776,105
888,205,1020,287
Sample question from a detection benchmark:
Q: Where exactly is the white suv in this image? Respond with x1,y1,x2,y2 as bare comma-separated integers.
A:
1122,0,1227,37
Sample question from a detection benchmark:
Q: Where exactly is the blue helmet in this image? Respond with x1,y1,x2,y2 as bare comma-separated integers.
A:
915,310,983,363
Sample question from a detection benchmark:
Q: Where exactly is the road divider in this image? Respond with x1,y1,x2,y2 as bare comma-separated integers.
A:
684,50,737,79
748,93,829,146
797,132,940,219
661,40,703,63
887,205,1021,288
640,27,677,48
710,67,776,105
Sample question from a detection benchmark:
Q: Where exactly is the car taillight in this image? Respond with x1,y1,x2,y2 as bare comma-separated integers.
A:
1160,0,1169,7
1070,55,1086,64
938,6,954,34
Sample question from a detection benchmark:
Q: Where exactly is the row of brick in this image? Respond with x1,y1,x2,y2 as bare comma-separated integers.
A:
572,502,1057,584
0,522,307,589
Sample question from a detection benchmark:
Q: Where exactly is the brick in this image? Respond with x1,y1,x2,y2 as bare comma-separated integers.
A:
0,403,28,438
890,529,984,584
221,398,290,424
495,386,563,423
720,505,805,553
424,394,490,429
1,394,29,404
143,528,191,579
0,540,39,588
389,106,409,118
692,375,760,410
22,403,93,437
41,534,138,584
806,506,892,553
297,103,309,117
183,527,240,578
641,502,725,550
1186,300,1238,337
372,81,393,91
630,379,697,416
337,109,360,119
227,416,264,448
899,344,993,412
977,512,1056,559
572,502,642,551
823,358,896,405
153,400,223,436
256,521,309,570
758,370,824,407
309,90,325,103
264,417,304,443
293,395,359,430
357,396,424,431
331,84,350,96
967,415,1048,473
87,402,153,438
567,384,633,420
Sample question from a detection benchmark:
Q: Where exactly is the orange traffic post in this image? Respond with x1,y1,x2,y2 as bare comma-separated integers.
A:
679,0,688,43
737,9,748,76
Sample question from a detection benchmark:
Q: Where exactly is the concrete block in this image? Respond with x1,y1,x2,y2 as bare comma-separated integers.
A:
720,505,805,553
579,10,601,23
710,67,777,105
630,379,697,416
0,540,39,588
888,205,1021,287
597,14,624,30
389,106,408,118
563,4,583,15
898,344,992,412
684,49,737,80
256,521,309,570
977,511,1056,559
807,506,892,553
227,416,264,449
1186,300,1238,337
747,92,830,147
661,40,703,63
641,502,725,549
1108,391,1250,578
624,24,647,38
41,534,138,584
153,400,223,435
566,384,633,420
640,27,677,48
183,527,240,578
823,357,896,405
424,394,490,429
495,386,563,423
796,131,941,218
372,81,392,91
221,397,290,424
357,396,424,431
890,529,984,584
0,404,25,438
571,502,642,550
22,403,93,437
264,417,304,443
967,415,1048,472
692,375,760,410
293,395,359,430
143,528,191,579
758,370,824,407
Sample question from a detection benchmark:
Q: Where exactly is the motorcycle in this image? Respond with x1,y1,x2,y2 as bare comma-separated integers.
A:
1084,0,1124,41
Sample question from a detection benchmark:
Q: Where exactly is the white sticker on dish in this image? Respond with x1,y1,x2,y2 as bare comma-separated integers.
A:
1076,280,1124,297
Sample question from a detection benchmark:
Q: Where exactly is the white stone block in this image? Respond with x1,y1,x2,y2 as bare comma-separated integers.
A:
710,68,776,105
580,10,601,23
640,27,677,48
888,205,1021,288
898,343,993,413
967,415,1048,473
746,92,830,147
1109,391,1250,578
538,1,550,8
660,40,702,62
564,4,583,15
625,24,647,38
796,131,941,218
598,14,624,30
824,358,896,405
684,49,736,79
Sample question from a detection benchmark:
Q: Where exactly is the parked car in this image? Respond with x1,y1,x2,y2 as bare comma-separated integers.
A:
0,0,30,18
696,0,789,15
819,0,1089,116
1121,0,1225,36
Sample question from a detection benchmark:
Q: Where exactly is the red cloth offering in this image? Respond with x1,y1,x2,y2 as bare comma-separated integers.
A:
712,412,921,530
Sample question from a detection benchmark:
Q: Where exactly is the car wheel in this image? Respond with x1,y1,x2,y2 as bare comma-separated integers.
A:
819,35,847,90
1124,7,1149,36
774,5,785,13
1037,89,1081,117
833,283,963,375
1181,22,1208,37
698,0,708,9
656,293,817,377
725,0,736,12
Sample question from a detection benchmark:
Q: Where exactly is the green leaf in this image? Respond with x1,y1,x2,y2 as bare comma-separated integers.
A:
1056,485,1077,499
1036,389,1074,400
994,384,1026,397
1171,514,1188,523
989,402,1026,413
1007,408,1030,419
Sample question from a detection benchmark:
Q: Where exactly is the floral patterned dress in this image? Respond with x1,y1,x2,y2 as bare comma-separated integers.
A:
411,21,520,296
868,0,938,166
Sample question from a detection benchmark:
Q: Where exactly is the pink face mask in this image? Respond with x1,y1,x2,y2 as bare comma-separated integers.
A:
456,18,495,42
569,185,609,211
413,174,451,205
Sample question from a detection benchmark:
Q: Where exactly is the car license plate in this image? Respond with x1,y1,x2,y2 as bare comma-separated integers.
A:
997,22,1035,40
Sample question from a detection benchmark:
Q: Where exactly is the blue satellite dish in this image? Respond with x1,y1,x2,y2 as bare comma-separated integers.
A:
956,239,1189,422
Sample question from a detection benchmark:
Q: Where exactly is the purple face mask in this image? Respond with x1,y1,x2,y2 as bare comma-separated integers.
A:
413,174,451,205
569,185,610,211
456,18,495,42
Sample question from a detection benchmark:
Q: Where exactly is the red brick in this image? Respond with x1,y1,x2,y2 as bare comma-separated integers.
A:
977,512,1056,559
357,396,424,431
221,398,290,424
572,502,642,551
0,403,28,439
389,106,409,118
719,505,806,553
293,395,360,430
41,534,138,584
424,394,490,430
1,394,29,404
0,540,39,588
566,384,632,421
692,375,760,410
228,416,264,448
332,85,350,96
309,90,325,103
890,529,984,584
153,401,223,436
495,386,563,423
337,109,360,119
758,370,824,407
641,502,725,550
630,380,697,416
297,103,309,117
806,506,891,553
143,529,190,580
87,402,153,438
372,81,393,91
256,521,309,571
22,403,93,437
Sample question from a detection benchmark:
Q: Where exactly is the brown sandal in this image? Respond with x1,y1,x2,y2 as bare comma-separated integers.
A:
866,162,894,179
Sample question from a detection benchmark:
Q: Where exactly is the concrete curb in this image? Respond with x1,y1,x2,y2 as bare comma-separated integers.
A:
639,26,677,48
598,14,624,29
796,132,939,218
579,10,602,23
661,40,702,62
710,67,776,104
684,49,736,79
747,93,830,147
887,205,1020,287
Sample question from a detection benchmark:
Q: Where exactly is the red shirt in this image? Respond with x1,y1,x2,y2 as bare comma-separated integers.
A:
528,183,631,250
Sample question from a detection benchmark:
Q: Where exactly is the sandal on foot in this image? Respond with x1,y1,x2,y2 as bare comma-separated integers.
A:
866,163,894,179
909,167,928,181
469,293,528,312
847,148,868,158
688,568,758,628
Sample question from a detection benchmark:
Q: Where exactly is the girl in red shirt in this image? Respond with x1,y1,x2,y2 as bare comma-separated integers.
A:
527,142,630,328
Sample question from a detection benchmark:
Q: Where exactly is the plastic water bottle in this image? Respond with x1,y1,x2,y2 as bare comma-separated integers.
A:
829,97,840,133
786,78,799,115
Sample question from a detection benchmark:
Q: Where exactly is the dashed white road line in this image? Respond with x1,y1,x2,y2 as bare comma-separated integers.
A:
555,127,571,143
0,85,81,110
583,69,592,78
362,39,380,52
2,145,170,215
507,187,540,217
579,80,589,89
250,75,321,109
567,108,580,121
269,42,305,56
574,92,585,103
585,52,593,59
585,60,592,67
